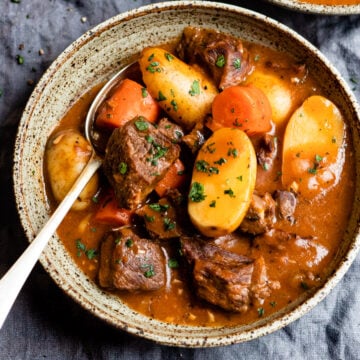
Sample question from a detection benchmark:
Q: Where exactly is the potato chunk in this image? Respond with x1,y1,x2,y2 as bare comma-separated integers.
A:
139,47,218,131
188,128,257,237
282,95,345,199
45,130,99,210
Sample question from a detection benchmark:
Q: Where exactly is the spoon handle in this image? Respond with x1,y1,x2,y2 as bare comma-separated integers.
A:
0,155,102,329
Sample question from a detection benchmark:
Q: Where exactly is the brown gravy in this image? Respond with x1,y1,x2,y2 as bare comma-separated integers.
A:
48,41,355,327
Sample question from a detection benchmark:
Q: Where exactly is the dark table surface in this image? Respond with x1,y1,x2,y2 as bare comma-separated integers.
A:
1,1,359,359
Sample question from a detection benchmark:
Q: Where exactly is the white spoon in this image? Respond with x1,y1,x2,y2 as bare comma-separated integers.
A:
0,61,137,329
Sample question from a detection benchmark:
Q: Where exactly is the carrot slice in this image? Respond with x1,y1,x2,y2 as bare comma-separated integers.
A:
93,192,132,226
155,159,186,197
208,84,272,136
96,78,160,128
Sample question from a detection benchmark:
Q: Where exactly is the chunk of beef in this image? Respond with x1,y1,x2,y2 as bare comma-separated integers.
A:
181,237,278,312
181,121,210,153
136,198,181,240
240,190,297,235
255,134,278,171
181,237,254,312
240,192,276,235
98,228,166,291
103,117,180,209
176,26,253,90
157,118,184,144
273,190,297,222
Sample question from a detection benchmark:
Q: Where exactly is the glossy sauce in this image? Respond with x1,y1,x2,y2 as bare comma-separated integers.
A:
48,41,355,327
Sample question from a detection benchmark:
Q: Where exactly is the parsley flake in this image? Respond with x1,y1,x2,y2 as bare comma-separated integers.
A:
189,80,200,96
189,182,206,202
215,54,226,68
134,118,149,131
118,162,128,175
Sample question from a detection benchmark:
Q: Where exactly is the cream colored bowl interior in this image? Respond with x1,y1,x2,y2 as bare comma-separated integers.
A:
13,1,360,347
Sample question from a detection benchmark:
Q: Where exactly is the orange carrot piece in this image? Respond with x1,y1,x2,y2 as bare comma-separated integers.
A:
93,193,132,226
208,84,272,136
155,159,186,197
96,78,160,128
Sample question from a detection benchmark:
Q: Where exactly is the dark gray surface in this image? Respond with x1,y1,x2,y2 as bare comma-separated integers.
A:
0,0,359,359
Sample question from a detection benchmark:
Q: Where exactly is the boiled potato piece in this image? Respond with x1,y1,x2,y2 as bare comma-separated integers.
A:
282,95,345,199
246,70,293,125
46,130,99,211
188,128,257,237
139,47,218,131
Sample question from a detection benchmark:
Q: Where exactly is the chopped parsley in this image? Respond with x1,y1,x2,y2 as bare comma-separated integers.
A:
146,61,161,73
206,142,216,153
16,54,24,65
170,99,178,111
189,182,206,202
214,157,227,165
195,160,210,172
134,118,149,131
189,80,200,96
156,91,167,101
144,214,155,223
195,160,219,175
142,264,155,278
141,87,148,98
209,200,216,208
164,217,176,231
215,54,226,68
233,58,241,69
224,188,235,197
147,141,169,166
227,148,238,158
168,258,179,269
125,238,133,248
118,162,128,175
75,239,97,260
257,307,265,317
165,52,174,61
149,203,169,212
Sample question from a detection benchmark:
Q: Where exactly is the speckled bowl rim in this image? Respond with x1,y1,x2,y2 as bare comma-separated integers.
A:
13,1,360,348
265,0,360,15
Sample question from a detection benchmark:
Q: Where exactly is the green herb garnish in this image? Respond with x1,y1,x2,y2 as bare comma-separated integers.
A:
189,182,206,202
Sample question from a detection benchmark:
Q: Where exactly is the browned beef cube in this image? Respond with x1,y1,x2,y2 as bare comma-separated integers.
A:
240,192,276,235
98,228,166,291
255,134,278,171
136,198,181,240
273,190,297,222
156,118,184,144
103,117,180,210
181,237,255,312
176,26,253,90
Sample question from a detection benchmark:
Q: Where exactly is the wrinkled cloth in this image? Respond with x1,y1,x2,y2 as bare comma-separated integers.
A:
0,0,359,359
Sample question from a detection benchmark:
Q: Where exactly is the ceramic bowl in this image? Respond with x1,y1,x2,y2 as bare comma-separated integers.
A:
265,0,360,15
13,1,360,347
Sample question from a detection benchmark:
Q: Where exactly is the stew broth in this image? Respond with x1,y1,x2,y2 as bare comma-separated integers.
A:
47,39,355,327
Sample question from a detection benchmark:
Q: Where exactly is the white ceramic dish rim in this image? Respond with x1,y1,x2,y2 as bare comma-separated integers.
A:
13,0,360,347
265,0,360,15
